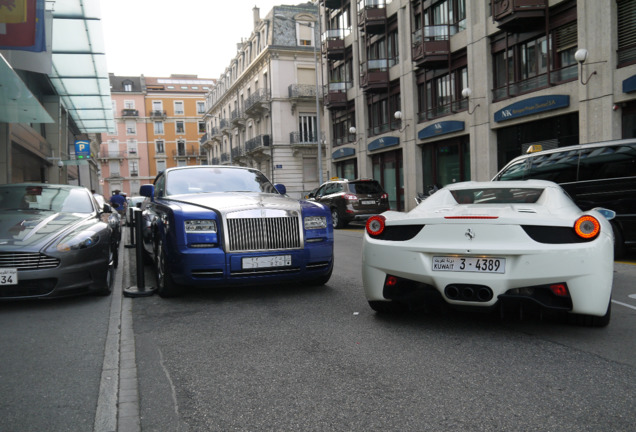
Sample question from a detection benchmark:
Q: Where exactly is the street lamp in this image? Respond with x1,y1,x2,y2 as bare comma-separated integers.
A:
274,13,324,184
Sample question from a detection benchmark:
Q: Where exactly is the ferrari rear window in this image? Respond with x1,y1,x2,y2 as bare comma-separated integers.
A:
451,188,544,204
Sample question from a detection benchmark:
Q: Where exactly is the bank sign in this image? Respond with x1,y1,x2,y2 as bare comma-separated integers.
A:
494,95,569,122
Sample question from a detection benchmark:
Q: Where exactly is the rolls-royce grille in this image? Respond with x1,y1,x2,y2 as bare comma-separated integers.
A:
227,217,301,252
0,252,60,270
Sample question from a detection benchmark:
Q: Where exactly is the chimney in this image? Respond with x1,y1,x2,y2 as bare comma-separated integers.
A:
253,6,260,30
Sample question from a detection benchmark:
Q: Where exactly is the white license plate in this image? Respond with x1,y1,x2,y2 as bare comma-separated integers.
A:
432,256,505,273
242,255,292,269
0,268,18,285
361,200,376,205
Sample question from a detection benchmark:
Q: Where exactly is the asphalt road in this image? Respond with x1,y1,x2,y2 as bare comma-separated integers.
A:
0,227,635,431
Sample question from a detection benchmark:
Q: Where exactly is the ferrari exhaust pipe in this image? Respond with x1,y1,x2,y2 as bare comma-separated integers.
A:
444,284,493,302
445,285,460,300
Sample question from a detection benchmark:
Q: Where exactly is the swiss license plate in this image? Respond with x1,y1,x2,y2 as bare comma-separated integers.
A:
242,255,292,269
432,256,505,274
361,200,376,205
0,268,18,285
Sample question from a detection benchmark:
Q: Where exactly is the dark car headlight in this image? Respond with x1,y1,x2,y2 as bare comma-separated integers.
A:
304,216,327,230
52,230,101,252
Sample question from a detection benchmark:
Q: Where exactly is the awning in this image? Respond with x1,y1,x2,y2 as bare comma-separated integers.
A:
0,53,54,123
50,0,114,133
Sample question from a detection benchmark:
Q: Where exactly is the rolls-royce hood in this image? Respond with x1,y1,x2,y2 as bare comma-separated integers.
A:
0,210,87,248
167,192,303,215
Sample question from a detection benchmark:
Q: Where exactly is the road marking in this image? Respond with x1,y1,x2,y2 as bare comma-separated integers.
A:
629,294,636,300
612,300,636,311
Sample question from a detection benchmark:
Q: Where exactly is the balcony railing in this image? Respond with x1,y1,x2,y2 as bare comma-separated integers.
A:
289,84,318,99
324,81,351,109
221,153,230,163
491,64,576,101
199,133,208,146
99,150,126,159
244,88,270,114
412,26,450,68
245,134,271,152
121,109,139,117
357,0,388,34
172,148,202,158
290,131,319,145
360,59,392,91
150,110,166,118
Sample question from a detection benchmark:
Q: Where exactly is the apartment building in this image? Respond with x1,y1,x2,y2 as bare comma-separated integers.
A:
322,0,636,211
202,4,326,199
100,74,214,196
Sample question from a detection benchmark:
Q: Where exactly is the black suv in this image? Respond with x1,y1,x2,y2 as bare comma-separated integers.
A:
309,178,390,228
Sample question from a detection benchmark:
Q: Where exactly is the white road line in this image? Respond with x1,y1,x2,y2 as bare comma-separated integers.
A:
612,299,636,311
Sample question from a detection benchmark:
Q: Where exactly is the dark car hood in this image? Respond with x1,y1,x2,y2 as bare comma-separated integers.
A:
166,192,303,214
0,210,87,248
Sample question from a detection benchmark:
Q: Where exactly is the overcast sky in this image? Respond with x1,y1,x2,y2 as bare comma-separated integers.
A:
99,0,284,79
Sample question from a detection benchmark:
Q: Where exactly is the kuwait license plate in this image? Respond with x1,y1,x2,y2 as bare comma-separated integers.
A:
361,200,376,205
242,255,292,269
432,256,505,274
0,268,18,285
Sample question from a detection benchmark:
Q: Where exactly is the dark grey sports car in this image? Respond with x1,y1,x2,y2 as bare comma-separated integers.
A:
0,184,117,299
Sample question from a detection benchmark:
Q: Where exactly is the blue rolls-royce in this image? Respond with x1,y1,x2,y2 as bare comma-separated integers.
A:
139,166,334,297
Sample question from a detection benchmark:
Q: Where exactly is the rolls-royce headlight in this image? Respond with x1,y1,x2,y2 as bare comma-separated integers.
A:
185,219,217,233
304,216,327,230
55,230,100,252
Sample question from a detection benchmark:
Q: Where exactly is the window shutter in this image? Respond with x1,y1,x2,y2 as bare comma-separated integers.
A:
618,0,636,64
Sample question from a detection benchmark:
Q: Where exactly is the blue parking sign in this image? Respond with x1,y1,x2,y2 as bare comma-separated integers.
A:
75,140,90,159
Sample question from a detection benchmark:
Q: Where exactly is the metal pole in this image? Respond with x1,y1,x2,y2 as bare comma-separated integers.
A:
314,23,323,185
123,208,155,297
125,206,135,248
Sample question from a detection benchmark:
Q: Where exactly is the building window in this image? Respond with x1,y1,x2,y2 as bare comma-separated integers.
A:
303,157,318,182
156,160,166,173
125,120,136,135
154,121,164,134
298,114,317,143
176,121,185,134
129,160,138,176
124,100,135,109
618,0,636,66
366,81,401,136
297,21,314,46
123,80,133,92
198,121,206,133
127,140,138,155
197,101,205,114
418,64,467,121
177,140,186,156
174,101,184,115
156,140,165,154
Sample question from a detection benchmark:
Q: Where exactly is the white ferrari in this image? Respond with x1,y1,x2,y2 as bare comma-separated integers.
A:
362,180,615,327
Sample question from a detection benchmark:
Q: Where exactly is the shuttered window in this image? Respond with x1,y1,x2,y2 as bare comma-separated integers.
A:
618,0,636,65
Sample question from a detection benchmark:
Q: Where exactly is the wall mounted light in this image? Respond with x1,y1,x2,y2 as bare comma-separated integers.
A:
394,111,410,132
575,48,597,86
461,88,480,115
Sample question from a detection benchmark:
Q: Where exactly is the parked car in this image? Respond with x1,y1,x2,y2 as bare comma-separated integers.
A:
139,166,334,297
125,196,146,226
362,180,615,327
493,139,636,258
308,178,390,228
0,184,117,299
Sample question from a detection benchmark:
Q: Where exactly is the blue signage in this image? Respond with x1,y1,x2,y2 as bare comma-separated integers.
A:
418,121,465,140
74,140,90,159
332,147,355,160
368,136,399,152
494,95,570,122
623,75,636,93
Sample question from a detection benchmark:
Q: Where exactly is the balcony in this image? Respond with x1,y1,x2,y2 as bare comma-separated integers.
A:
220,118,231,134
245,134,271,153
357,0,387,34
130,171,139,177
231,108,245,126
231,146,245,160
360,59,390,92
290,131,319,145
211,157,220,165
324,81,351,110
412,26,450,68
121,108,138,117
220,153,230,163
322,29,347,60
323,0,342,9
244,89,270,115
288,84,318,99
492,0,547,32
98,150,126,161
149,110,166,119
172,146,203,160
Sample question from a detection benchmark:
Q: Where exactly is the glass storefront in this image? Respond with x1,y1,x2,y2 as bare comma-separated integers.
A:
372,149,404,211
421,136,470,189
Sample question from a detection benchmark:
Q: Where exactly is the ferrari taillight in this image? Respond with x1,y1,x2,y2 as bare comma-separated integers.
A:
549,283,569,297
366,215,386,236
574,215,600,239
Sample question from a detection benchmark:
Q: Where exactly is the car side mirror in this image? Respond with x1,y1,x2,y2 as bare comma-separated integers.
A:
274,184,286,195
102,203,113,213
140,184,155,201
